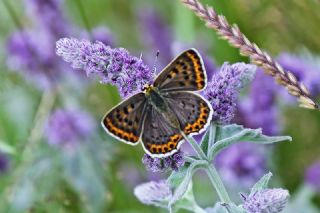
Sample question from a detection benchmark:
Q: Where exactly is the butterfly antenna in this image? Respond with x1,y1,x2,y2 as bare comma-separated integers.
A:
153,50,160,73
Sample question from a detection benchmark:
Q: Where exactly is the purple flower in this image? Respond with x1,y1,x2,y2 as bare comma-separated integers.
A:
278,53,320,97
6,0,77,90
0,153,9,174
134,180,172,206
215,143,267,187
56,38,154,97
142,151,185,173
242,189,290,213
203,62,255,124
238,71,280,135
6,30,62,89
45,109,94,148
25,0,70,37
305,160,320,192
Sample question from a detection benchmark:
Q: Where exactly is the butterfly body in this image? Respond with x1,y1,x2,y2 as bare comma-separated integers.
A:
102,49,213,157
145,85,181,130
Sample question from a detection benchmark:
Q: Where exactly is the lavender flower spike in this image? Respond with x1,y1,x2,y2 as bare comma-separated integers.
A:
203,62,255,124
134,180,172,207
242,189,289,213
142,150,185,173
56,38,154,97
45,108,94,148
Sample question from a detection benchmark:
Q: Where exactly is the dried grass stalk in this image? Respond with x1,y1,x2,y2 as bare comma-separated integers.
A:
181,0,319,110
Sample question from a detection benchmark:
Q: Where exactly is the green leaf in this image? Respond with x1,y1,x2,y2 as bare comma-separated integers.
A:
208,124,292,160
0,140,15,154
249,172,273,196
200,123,217,156
168,160,208,204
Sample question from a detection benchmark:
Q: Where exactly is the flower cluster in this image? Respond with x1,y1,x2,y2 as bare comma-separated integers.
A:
238,71,280,135
134,180,172,206
241,189,289,213
215,143,267,187
45,109,94,148
203,62,255,124
142,151,185,172
56,38,154,97
6,0,70,89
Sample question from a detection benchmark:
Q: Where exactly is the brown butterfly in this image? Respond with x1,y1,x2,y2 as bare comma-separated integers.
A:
101,49,213,157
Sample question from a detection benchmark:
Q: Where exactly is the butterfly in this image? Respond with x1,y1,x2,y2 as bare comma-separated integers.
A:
101,49,213,158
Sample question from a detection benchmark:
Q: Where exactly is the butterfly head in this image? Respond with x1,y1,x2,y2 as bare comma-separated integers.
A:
143,84,155,95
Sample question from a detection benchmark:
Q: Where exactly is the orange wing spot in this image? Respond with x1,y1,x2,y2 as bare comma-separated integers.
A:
186,52,205,90
148,134,183,154
104,118,139,143
183,102,210,135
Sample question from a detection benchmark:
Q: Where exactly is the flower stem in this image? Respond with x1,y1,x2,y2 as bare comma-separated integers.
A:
208,123,217,151
205,164,232,204
181,132,207,160
181,132,232,205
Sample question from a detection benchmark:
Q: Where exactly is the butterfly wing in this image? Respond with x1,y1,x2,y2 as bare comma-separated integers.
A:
141,106,184,157
164,91,213,136
101,93,148,144
153,48,207,92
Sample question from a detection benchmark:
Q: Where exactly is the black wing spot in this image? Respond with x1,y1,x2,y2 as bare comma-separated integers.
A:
123,107,129,115
184,76,190,80
179,82,185,86
190,81,197,87
172,68,179,74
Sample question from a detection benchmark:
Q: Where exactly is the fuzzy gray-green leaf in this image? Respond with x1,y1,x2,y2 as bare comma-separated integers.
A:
168,160,207,204
208,124,292,160
249,172,273,196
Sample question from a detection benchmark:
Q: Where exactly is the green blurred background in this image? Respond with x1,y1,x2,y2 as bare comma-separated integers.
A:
0,0,320,212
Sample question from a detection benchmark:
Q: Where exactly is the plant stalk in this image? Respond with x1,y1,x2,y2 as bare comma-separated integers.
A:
181,132,232,205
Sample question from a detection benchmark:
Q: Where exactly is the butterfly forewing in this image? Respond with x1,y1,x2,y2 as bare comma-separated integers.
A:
102,93,147,144
164,91,212,136
154,49,207,92
141,106,184,157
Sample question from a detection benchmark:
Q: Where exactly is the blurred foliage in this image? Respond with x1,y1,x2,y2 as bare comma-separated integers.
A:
0,0,320,212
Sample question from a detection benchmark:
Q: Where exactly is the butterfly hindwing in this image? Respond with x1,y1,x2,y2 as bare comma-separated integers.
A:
141,106,184,157
101,93,147,144
153,48,207,92
164,91,212,136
